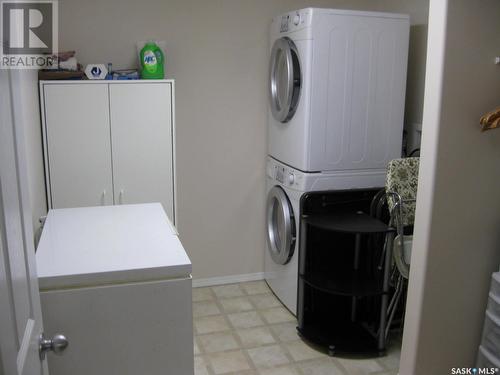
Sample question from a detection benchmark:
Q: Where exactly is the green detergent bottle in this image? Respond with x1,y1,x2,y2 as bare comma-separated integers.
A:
140,42,164,79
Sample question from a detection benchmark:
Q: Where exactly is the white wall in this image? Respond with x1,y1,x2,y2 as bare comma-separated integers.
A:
22,0,429,280
374,0,428,124
11,71,47,236
53,0,389,280
373,0,428,154
401,0,500,372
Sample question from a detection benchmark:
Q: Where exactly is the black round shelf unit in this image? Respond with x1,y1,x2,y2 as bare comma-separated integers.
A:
297,190,395,356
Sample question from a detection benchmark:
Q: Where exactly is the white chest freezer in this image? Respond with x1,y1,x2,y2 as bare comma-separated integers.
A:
36,203,193,375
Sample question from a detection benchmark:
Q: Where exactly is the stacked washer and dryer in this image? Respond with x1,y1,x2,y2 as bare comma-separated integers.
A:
264,8,410,315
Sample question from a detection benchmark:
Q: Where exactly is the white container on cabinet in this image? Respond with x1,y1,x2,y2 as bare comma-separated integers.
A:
481,310,500,358
477,345,500,369
487,292,500,318
491,272,500,297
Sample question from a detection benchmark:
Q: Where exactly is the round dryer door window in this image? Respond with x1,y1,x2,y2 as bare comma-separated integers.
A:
269,37,302,123
267,186,296,265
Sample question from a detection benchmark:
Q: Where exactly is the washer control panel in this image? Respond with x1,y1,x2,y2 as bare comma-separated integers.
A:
267,158,305,190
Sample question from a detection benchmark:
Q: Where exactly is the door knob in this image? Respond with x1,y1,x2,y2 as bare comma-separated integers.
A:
39,333,69,360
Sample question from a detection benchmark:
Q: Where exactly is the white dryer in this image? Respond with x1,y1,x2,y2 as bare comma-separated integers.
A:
264,156,386,315
268,8,410,174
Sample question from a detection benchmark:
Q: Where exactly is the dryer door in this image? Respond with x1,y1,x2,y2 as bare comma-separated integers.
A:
269,37,302,123
267,186,296,265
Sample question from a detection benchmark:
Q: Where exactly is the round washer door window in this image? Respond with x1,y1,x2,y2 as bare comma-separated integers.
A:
266,186,296,265
269,37,302,123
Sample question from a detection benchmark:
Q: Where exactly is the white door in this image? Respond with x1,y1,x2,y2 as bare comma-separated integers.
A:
266,186,296,265
43,84,114,208
0,71,50,375
109,83,175,222
269,37,302,123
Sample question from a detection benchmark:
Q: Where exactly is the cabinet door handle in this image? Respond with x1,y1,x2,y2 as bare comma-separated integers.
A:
119,189,124,205
101,190,106,205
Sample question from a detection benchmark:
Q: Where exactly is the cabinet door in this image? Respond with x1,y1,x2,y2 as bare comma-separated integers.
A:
41,278,193,375
43,84,113,208
109,83,174,222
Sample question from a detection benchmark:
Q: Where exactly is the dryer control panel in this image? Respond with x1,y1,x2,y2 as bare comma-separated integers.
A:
276,9,311,34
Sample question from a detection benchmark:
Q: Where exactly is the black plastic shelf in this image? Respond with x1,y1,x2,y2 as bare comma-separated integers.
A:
300,272,384,297
302,211,392,234
297,190,391,357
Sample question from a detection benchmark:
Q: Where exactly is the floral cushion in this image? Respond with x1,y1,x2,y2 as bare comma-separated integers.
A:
385,157,420,227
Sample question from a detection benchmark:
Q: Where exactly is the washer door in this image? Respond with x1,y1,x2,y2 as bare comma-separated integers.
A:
269,37,302,123
267,186,296,265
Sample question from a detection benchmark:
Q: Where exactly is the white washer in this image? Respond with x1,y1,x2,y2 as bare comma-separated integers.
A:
268,8,410,173
264,156,386,314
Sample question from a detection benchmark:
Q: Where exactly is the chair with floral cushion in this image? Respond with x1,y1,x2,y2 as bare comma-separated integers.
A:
384,157,420,337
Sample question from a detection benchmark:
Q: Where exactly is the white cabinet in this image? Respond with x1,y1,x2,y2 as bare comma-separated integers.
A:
43,84,114,207
109,83,174,219
36,204,193,375
40,80,176,224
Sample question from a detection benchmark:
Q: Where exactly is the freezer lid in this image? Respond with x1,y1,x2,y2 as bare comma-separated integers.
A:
36,203,192,290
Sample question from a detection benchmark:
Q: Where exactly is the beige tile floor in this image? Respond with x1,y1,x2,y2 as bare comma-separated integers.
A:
193,281,401,375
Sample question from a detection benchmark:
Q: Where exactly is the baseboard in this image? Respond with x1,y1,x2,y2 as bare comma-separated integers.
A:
192,272,265,288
